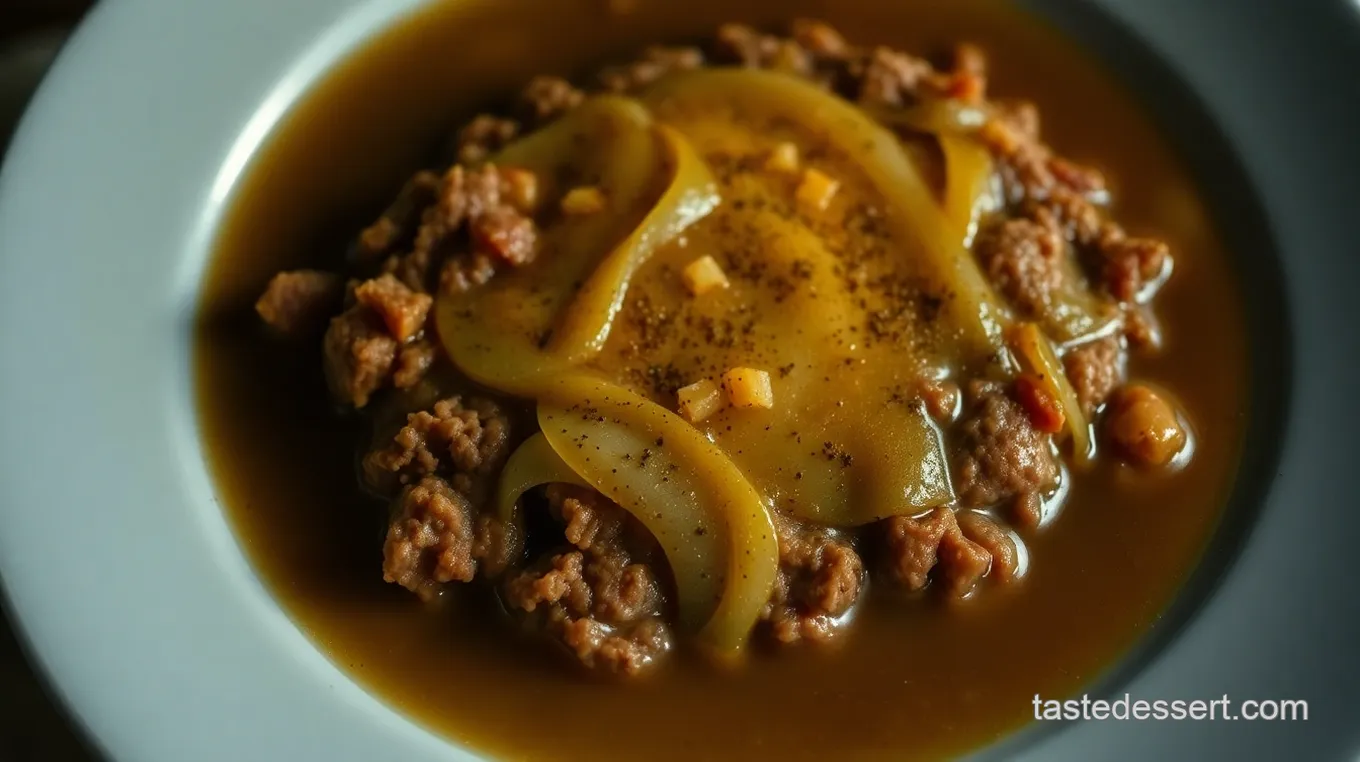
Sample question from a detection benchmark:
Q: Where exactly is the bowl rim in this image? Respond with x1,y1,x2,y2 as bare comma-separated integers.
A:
1,0,1357,760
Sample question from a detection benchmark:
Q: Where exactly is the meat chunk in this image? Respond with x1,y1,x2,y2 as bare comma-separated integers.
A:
762,515,864,644
1030,188,1105,247
505,512,670,673
881,507,992,597
558,617,672,675
973,216,1065,317
598,46,705,92
438,251,498,295
454,115,520,165
955,511,1022,583
322,270,439,407
790,19,850,59
504,486,672,676
383,476,519,601
356,171,440,258
1063,335,1124,415
354,273,432,343
387,164,540,294
1098,235,1170,303
714,23,813,75
470,205,538,267
323,305,399,408
363,396,511,496
980,114,1106,208
1122,306,1163,351
855,47,933,106
255,270,343,338
548,483,634,553
952,382,1060,528
392,339,437,390
1103,384,1188,468
519,76,584,123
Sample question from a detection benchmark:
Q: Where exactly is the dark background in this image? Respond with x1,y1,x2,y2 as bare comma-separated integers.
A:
1,6,101,761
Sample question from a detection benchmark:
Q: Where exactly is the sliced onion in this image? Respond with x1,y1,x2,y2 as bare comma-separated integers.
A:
548,124,720,362
437,96,720,393
435,96,668,394
939,133,999,249
537,375,779,655
495,432,590,523
1010,322,1094,465
645,69,1010,371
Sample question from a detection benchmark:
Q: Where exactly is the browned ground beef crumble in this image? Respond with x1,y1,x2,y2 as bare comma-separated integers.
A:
762,515,864,644
256,20,1181,677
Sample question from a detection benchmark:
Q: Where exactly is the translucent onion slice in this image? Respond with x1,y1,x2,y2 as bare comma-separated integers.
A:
1042,263,1124,347
436,96,721,393
876,99,1120,346
548,124,720,362
495,432,590,523
645,69,1009,370
537,375,779,655
1010,322,1094,465
939,133,999,248
435,96,669,394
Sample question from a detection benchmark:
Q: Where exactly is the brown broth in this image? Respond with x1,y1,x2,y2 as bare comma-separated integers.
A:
194,0,1249,759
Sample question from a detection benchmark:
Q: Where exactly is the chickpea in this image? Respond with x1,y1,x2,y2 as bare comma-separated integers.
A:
1103,384,1188,468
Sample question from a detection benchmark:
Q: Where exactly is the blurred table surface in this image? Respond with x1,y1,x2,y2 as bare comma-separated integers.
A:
2,8,103,762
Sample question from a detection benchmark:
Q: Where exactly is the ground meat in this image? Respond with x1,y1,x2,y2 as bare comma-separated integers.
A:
973,216,1065,317
1063,335,1124,416
509,551,592,614
762,515,864,644
386,163,539,294
1047,158,1107,198
981,112,1106,208
790,18,851,59
1030,188,1105,247
714,23,815,75
470,205,538,267
1123,306,1162,351
454,115,520,165
598,46,705,92
323,305,399,408
380,165,491,293
519,76,584,123
392,340,437,390
952,382,1060,529
548,484,629,553
354,273,432,343
363,396,510,495
558,617,672,675
955,511,1022,583
881,507,992,597
503,485,672,675
438,251,498,295
321,270,439,407
356,171,440,259
383,476,519,601
980,116,1054,203
854,47,933,106
1098,235,1170,302
255,270,344,338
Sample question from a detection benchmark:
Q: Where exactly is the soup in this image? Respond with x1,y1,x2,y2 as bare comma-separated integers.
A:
195,0,1248,759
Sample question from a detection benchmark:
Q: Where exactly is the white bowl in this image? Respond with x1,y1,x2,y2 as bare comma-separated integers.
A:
1,0,1357,760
